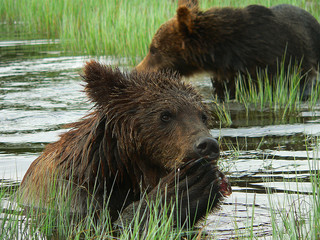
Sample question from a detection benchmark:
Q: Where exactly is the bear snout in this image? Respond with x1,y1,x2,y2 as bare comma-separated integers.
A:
135,60,145,72
193,137,220,161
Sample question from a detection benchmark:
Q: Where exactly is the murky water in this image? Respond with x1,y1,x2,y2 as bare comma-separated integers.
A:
1,31,319,239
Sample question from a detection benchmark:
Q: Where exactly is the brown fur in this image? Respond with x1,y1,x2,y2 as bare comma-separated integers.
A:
19,60,231,228
136,0,320,99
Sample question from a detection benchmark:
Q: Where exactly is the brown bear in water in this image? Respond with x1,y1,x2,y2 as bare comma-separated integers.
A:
136,0,320,99
19,60,231,229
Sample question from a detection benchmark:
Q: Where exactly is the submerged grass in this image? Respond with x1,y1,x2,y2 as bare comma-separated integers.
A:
220,135,319,239
233,62,320,119
234,59,305,114
267,137,320,239
209,100,233,127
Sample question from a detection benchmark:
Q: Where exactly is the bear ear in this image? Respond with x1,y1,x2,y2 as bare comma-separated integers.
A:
177,0,198,35
178,0,199,11
82,60,126,107
177,6,194,35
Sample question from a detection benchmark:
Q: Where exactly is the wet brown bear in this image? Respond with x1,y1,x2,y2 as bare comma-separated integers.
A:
136,0,320,99
19,60,231,229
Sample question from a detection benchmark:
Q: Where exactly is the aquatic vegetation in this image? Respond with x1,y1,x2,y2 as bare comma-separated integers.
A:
209,100,233,127
0,180,216,239
266,136,320,239
234,60,305,114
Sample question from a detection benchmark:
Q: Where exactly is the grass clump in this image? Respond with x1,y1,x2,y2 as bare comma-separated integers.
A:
209,100,232,127
1,0,177,63
0,178,212,240
265,136,320,239
235,61,303,112
233,57,320,118
268,166,320,239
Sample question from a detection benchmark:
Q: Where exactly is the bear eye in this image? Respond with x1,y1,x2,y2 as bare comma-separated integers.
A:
202,113,208,124
160,111,172,123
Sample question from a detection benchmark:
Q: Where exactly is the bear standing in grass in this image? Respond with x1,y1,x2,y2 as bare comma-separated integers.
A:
19,60,231,229
136,0,320,99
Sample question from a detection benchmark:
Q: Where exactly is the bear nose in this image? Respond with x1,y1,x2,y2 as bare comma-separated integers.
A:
194,137,220,160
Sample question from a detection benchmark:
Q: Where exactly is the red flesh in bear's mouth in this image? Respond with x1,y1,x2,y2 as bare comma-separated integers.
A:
219,172,232,197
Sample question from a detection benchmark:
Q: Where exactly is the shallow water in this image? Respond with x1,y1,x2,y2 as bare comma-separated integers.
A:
1,36,320,239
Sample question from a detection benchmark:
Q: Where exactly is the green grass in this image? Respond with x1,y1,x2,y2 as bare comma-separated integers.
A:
209,100,233,127
1,178,211,239
1,0,319,62
233,62,320,120
266,140,320,239
1,0,177,62
234,60,304,112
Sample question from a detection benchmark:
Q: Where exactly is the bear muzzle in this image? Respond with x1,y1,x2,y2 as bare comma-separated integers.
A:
194,137,220,162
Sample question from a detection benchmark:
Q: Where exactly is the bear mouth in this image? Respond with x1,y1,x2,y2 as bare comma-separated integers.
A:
180,156,232,197
218,171,232,197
